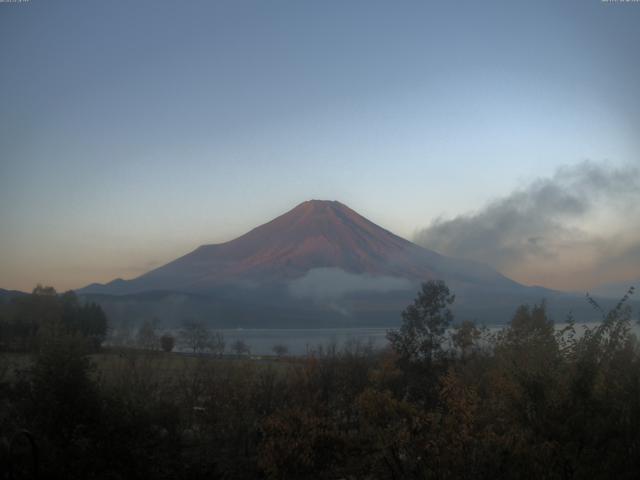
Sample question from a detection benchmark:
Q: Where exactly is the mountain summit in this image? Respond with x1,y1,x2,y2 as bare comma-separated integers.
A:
84,200,517,295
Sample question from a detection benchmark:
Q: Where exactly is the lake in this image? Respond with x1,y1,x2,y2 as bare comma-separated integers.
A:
108,320,639,356
218,327,390,355
215,321,640,356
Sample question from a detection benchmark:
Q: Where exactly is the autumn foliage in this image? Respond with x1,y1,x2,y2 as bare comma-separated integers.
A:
0,282,638,479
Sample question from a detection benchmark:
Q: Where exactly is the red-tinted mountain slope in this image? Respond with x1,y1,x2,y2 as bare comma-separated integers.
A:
83,200,519,294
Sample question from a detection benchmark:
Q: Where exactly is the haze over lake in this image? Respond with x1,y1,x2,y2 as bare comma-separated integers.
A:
148,321,640,356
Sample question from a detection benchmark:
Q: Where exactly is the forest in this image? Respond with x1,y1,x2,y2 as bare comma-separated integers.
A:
0,281,638,479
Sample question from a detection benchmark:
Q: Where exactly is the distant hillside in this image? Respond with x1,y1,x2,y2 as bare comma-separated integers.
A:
0,288,27,303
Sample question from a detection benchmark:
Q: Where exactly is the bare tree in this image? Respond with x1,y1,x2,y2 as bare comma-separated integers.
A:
231,339,250,356
272,343,288,358
179,319,211,354
210,331,225,357
136,318,159,350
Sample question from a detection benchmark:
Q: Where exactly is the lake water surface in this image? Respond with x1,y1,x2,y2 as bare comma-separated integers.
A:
214,321,640,356
219,328,389,355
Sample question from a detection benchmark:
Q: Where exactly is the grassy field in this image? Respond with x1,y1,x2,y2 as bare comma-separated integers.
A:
0,352,32,382
1,348,296,387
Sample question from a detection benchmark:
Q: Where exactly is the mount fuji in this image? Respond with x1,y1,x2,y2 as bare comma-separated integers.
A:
78,201,590,327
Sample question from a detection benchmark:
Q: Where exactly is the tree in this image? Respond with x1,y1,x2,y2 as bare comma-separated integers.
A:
179,319,212,354
492,302,561,441
2,286,108,352
496,302,558,365
32,284,57,297
451,320,481,359
387,280,455,364
19,285,62,349
58,291,107,349
272,343,288,358
77,301,108,350
232,339,250,356
136,319,159,350
210,331,225,357
160,333,175,353
25,335,101,442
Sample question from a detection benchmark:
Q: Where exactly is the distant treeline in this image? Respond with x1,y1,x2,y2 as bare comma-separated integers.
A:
0,285,108,351
0,281,639,479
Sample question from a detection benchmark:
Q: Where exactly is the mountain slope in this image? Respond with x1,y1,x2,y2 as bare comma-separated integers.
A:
82,200,519,295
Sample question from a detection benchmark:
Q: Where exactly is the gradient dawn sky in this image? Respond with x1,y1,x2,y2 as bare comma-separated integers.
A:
1,0,639,292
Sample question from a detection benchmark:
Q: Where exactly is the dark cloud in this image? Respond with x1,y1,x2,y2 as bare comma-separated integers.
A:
414,161,640,290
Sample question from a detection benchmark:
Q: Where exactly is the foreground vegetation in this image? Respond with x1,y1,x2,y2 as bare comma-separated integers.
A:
0,282,639,479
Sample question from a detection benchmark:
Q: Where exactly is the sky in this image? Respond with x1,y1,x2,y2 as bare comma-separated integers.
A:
1,0,639,292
